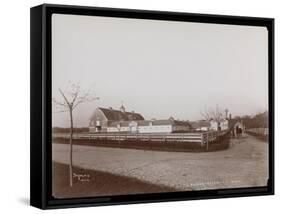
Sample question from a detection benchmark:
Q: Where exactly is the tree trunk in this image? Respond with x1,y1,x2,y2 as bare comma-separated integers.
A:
69,108,73,187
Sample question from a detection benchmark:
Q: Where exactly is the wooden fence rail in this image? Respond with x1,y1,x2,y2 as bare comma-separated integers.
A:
247,128,268,136
53,130,229,145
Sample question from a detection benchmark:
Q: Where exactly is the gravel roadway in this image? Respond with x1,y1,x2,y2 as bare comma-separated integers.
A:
52,134,268,191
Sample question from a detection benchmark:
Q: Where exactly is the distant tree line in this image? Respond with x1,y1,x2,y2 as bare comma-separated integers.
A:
52,127,89,133
234,111,268,129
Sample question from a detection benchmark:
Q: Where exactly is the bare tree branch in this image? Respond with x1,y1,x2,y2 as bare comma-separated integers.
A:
52,83,99,187
52,98,68,107
201,105,225,122
53,84,99,112
59,88,71,107
73,95,99,110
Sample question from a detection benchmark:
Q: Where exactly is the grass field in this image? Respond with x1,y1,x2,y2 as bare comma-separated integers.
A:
52,162,176,198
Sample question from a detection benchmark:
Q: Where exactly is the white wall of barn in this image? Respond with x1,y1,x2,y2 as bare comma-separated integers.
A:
210,120,229,131
106,124,173,133
139,125,173,133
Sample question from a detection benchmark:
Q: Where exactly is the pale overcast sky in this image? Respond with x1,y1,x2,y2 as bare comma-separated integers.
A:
52,14,268,127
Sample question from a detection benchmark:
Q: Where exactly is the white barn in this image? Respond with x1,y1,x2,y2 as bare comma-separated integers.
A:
89,106,191,134
210,118,229,131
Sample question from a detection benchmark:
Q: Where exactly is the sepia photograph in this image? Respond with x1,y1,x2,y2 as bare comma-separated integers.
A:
51,13,269,199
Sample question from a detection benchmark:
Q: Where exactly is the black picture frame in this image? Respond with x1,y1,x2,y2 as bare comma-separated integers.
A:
30,3,274,209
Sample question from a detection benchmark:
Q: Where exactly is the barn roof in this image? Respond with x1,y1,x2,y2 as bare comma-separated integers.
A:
98,107,145,121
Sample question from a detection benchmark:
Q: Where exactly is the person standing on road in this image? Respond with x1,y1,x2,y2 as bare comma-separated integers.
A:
236,126,239,138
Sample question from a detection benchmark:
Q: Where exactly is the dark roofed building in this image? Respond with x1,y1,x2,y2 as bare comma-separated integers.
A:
97,107,144,121
190,120,210,131
89,105,144,132
89,105,191,133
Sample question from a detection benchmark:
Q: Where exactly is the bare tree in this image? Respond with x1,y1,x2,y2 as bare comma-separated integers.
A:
53,83,99,187
201,105,225,122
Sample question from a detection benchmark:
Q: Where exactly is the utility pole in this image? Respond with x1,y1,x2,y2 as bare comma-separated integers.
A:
224,109,228,118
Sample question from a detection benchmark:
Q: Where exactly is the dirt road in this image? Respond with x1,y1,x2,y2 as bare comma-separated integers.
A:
52,134,268,191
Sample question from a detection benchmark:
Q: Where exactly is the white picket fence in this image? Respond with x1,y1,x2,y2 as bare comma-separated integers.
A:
247,128,268,136
53,130,229,145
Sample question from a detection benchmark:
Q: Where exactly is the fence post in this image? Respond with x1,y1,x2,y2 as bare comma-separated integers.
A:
206,132,209,151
